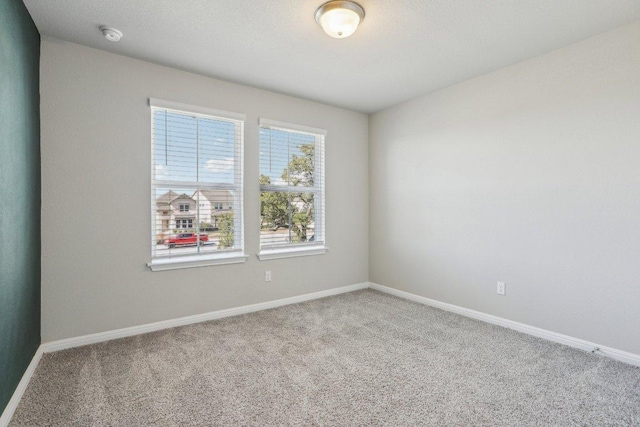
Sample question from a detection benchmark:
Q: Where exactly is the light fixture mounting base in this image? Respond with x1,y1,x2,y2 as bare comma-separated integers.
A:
100,26,123,42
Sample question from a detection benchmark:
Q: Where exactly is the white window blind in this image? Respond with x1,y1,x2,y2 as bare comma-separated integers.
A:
259,119,326,253
150,99,244,263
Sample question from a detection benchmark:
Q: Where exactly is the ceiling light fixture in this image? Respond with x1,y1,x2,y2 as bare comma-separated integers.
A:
315,1,365,39
100,26,123,42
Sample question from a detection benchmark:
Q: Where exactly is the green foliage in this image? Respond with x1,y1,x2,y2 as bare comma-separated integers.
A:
260,175,289,230
290,192,314,242
218,213,234,249
281,144,315,187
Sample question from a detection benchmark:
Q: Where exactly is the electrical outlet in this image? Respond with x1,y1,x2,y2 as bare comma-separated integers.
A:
265,271,272,282
497,281,506,296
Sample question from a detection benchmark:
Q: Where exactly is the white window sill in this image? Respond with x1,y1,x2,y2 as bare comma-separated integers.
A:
148,253,248,271
257,246,328,261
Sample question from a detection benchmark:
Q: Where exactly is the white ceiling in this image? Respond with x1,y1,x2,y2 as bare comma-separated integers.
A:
23,0,640,113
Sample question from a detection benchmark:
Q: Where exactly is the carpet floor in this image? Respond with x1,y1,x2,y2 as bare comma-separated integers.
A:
11,289,640,426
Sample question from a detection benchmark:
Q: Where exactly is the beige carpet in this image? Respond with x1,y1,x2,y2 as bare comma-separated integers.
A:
11,289,640,426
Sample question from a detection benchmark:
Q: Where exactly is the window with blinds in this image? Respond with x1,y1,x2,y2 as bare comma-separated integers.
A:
259,119,326,255
150,99,244,266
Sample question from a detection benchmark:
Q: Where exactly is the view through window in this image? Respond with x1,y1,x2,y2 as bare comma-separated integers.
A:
259,121,325,251
151,100,244,260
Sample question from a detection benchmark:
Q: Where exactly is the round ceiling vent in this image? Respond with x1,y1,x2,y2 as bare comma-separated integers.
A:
99,26,123,42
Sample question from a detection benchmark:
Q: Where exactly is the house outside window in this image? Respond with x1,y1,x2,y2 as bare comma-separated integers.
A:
258,119,326,260
148,99,247,271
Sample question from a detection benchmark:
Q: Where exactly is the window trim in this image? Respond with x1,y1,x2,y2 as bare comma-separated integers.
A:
258,118,327,259
148,98,246,271
257,245,328,261
148,253,249,271
258,118,327,137
149,98,246,122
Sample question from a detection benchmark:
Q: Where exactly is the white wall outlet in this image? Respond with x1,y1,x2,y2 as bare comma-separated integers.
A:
265,271,272,282
497,281,506,296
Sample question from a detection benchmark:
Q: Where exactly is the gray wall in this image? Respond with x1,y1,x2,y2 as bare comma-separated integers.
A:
40,39,369,342
369,21,640,354
0,0,41,414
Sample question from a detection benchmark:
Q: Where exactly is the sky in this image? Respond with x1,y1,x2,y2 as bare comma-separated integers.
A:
153,109,238,185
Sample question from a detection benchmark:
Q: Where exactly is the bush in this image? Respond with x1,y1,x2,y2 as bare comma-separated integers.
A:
218,213,234,249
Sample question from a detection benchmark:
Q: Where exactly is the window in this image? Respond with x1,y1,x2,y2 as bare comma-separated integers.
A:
148,99,247,271
258,119,326,259
177,219,193,229
214,203,223,210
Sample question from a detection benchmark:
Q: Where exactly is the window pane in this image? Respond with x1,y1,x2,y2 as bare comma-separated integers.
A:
153,110,239,185
153,111,198,182
259,129,316,187
197,117,237,185
260,191,316,247
153,187,239,257
259,123,324,251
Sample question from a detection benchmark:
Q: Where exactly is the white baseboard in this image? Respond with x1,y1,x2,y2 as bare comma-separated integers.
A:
41,282,370,353
368,282,640,367
0,346,43,427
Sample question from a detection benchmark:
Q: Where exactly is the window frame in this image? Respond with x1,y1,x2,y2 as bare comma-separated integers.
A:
147,98,248,271
258,118,328,260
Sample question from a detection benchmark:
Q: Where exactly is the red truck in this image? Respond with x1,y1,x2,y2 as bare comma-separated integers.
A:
165,233,209,248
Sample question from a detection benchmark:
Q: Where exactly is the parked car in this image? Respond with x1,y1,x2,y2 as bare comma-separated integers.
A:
165,233,209,248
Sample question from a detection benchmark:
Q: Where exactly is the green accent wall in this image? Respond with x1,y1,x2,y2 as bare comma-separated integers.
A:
0,0,41,415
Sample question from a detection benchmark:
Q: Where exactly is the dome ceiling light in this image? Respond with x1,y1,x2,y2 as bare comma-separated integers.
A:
315,1,365,39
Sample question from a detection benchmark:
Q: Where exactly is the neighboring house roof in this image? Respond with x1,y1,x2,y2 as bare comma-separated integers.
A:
157,190,233,205
194,189,233,204
156,191,194,204
172,194,194,202
156,190,179,205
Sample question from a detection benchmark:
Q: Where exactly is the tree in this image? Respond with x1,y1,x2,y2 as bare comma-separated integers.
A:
260,175,288,230
282,143,314,187
260,143,316,242
218,213,234,249
290,192,314,242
